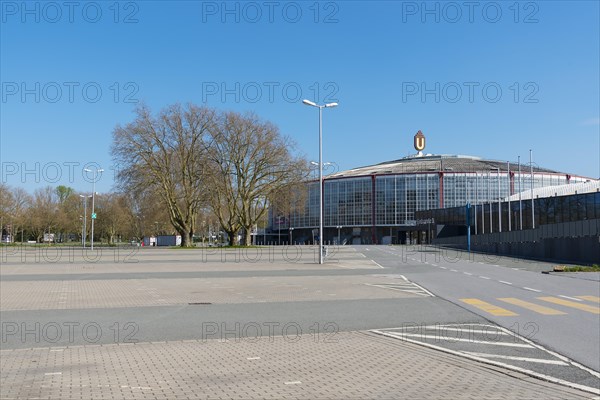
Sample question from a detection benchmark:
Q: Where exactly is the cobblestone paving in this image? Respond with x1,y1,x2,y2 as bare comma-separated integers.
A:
0,246,375,275
2,246,596,399
0,275,416,311
0,332,592,400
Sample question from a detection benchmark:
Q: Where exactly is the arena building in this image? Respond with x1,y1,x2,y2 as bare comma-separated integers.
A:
268,131,597,245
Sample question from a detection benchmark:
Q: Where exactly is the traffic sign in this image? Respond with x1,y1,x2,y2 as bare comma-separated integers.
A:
91,213,97,219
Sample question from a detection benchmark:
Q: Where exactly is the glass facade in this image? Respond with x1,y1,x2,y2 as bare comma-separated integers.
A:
374,174,439,225
275,172,579,230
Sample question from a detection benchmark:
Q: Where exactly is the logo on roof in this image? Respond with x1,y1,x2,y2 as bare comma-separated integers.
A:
414,130,426,152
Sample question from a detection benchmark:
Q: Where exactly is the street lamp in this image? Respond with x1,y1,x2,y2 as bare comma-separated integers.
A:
491,167,501,233
310,161,333,179
79,194,92,248
487,171,492,232
84,167,104,250
303,99,338,264
529,149,535,229
518,156,523,230
507,161,511,232
289,227,294,245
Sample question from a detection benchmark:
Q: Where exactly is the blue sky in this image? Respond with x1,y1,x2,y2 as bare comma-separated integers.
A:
1,0,599,194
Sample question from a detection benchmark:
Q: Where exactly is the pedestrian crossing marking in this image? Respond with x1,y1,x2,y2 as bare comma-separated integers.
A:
538,297,600,314
460,298,518,316
462,351,568,365
576,295,600,303
497,298,566,315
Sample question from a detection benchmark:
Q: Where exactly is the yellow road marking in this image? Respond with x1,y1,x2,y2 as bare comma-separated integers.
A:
497,298,566,315
460,299,518,316
537,297,600,314
576,296,600,303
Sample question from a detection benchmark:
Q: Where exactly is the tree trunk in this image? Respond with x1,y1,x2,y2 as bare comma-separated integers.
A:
180,230,193,247
226,230,237,247
243,226,252,246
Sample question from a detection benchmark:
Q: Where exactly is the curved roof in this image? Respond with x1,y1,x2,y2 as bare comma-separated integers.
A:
326,154,569,179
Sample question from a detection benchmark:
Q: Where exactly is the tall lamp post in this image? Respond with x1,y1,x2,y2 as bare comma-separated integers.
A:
507,161,511,232
289,227,294,245
530,149,535,229
518,156,523,230
491,167,501,233
84,167,104,250
79,194,92,248
302,99,338,264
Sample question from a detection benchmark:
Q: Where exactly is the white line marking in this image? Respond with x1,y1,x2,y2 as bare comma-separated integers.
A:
246,357,260,360
431,264,438,267
370,260,385,269
462,352,568,366
398,275,435,297
284,381,302,385
405,326,509,335
363,283,431,296
370,331,600,395
409,282,436,297
44,372,62,376
495,324,600,380
523,287,541,293
479,276,491,279
463,272,473,276
384,332,532,348
450,269,458,272
440,267,447,269
559,295,583,302
499,280,512,285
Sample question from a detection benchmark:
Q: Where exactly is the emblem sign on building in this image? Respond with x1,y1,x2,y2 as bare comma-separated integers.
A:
414,130,426,155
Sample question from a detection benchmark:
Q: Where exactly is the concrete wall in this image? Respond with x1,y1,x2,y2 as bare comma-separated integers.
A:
433,219,600,265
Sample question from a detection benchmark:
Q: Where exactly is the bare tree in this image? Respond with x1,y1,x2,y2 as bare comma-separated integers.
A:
269,180,310,242
208,112,309,246
53,186,78,242
9,187,32,242
112,104,215,247
96,193,137,244
27,187,59,243
0,184,14,241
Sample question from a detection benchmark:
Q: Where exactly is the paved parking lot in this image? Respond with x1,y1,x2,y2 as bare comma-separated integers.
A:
0,245,596,399
1,331,591,400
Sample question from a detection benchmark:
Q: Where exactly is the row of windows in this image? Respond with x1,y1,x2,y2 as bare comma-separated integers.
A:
271,173,586,229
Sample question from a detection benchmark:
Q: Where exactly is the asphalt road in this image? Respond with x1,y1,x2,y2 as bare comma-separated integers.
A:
359,244,600,390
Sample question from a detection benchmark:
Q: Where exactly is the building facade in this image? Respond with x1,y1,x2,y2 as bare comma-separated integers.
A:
268,135,597,245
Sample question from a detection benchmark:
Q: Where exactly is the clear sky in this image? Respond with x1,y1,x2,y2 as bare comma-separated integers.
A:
1,0,599,194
